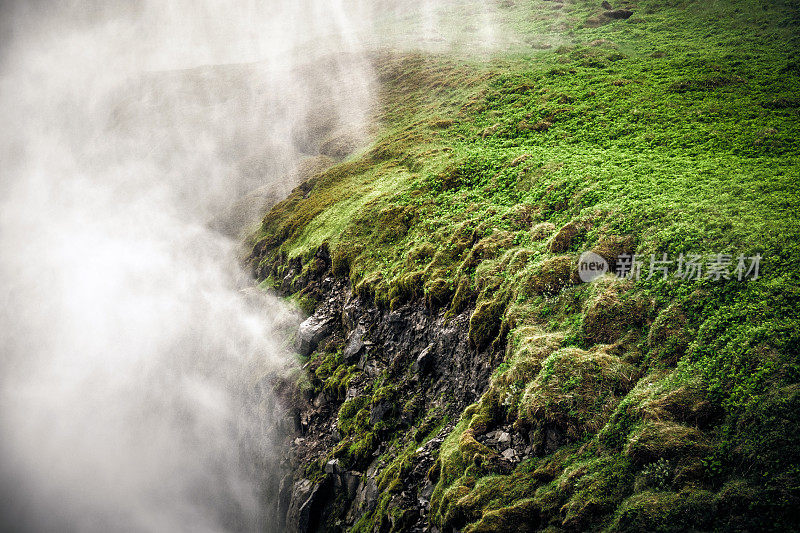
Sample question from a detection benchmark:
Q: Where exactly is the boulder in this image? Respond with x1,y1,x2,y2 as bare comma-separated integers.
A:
325,459,341,475
286,479,322,533
342,471,362,500
370,402,392,426
343,324,366,362
296,314,333,356
413,344,436,375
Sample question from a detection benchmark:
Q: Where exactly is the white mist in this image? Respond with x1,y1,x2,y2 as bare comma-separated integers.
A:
0,1,504,531
0,2,375,531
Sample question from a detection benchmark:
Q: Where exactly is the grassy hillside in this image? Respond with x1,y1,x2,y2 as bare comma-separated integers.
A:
251,0,800,530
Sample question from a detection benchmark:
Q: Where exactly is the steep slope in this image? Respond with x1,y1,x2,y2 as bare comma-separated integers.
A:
250,0,800,531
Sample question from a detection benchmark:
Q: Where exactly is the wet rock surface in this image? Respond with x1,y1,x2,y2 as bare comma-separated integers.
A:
263,247,504,532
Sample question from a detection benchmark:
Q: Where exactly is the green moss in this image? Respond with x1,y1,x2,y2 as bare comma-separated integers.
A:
323,364,359,400
559,456,635,530
468,293,509,350
338,396,369,435
464,497,540,533
520,346,636,439
348,432,378,468
611,488,718,533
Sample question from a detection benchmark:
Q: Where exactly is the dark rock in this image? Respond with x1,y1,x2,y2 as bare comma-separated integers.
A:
343,324,366,362
286,479,322,533
277,473,294,531
388,310,405,324
370,401,392,426
601,1,612,9
326,461,362,501
341,293,359,333
485,454,515,475
347,466,379,523
420,481,435,501
604,8,633,19
545,426,566,454
342,471,361,500
360,358,383,377
413,344,435,375
269,251,503,531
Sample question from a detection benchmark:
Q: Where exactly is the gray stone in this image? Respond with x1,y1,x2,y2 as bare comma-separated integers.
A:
277,473,293,531
343,471,361,500
545,426,565,454
343,324,366,362
346,469,378,524
285,478,321,533
413,344,435,375
420,481,435,501
369,402,392,426
360,359,382,377
341,294,359,333
325,459,341,475
297,314,333,356
501,448,517,460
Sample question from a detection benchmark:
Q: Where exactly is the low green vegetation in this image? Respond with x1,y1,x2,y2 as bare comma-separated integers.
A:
251,0,800,530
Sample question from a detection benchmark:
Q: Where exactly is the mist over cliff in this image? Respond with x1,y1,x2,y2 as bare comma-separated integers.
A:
0,1,512,531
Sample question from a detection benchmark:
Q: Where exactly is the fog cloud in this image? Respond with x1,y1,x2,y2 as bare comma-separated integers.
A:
0,1,506,531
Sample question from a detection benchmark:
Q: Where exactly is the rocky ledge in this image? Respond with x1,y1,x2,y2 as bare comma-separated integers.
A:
261,246,506,532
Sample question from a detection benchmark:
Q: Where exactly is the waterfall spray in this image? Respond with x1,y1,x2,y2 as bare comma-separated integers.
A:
0,1,505,531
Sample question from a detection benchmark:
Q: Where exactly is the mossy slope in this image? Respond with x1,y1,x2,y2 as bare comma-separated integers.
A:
251,0,800,530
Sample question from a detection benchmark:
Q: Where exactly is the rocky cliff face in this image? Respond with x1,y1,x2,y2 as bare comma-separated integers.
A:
262,246,505,532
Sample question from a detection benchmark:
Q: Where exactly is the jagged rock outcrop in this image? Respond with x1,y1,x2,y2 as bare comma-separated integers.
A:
263,247,505,532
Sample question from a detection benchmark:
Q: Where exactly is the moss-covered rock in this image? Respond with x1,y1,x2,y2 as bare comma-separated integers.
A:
521,346,636,440
624,421,711,466
528,255,575,295
611,488,717,532
580,281,650,345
